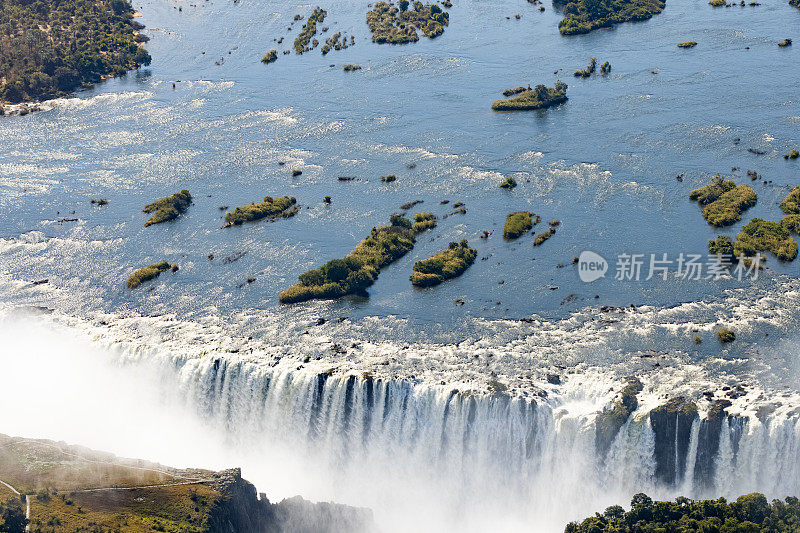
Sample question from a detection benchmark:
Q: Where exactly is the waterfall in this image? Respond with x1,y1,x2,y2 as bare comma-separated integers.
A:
110,352,799,531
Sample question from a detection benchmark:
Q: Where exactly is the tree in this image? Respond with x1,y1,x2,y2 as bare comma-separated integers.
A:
0,499,27,533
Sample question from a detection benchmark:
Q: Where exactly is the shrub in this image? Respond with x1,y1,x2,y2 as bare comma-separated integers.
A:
708,235,735,256
677,41,697,48
734,218,798,261
294,7,326,54
261,50,278,63
504,211,534,239
500,176,517,189
343,64,362,71
784,149,799,159
381,174,397,182
410,239,477,287
127,261,171,289
780,187,800,214
781,214,800,234
717,328,736,343
224,196,298,226
600,61,611,74
143,190,192,227
709,0,726,6
492,82,568,111
690,176,756,227
412,212,437,232
574,57,596,77
534,220,559,246
502,86,528,97
778,38,792,47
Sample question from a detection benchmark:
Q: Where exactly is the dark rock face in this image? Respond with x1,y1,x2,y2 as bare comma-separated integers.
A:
595,377,644,458
693,399,733,490
649,397,698,485
209,468,373,532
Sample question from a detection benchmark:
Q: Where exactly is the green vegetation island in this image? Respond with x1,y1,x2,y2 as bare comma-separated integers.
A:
504,211,535,239
492,82,568,111
279,213,436,303
294,7,326,54
534,220,559,246
127,260,175,289
0,433,371,532
735,218,798,262
558,0,665,35
262,49,277,64
0,0,151,105
143,190,192,227
366,1,449,44
223,195,298,227
565,492,800,532
689,175,756,227
410,239,477,287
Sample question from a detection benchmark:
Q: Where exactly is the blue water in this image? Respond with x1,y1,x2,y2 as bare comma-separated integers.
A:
0,0,798,342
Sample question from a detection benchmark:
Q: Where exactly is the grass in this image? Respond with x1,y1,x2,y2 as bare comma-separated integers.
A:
127,261,172,289
689,175,756,226
717,328,736,343
734,218,798,262
294,7,326,54
559,0,665,35
780,187,800,214
410,239,477,287
223,196,298,226
261,49,277,64
279,213,435,303
574,57,596,77
492,81,568,111
504,211,534,239
366,1,449,44
677,41,697,48
143,190,192,227
499,176,517,189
